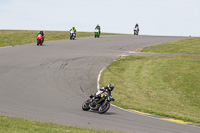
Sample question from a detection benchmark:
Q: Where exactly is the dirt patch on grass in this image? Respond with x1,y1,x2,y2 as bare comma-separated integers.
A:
129,48,143,53
114,56,127,61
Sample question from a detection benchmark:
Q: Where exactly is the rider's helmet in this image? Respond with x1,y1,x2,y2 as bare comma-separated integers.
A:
72,27,75,30
108,83,114,91
39,30,43,34
97,24,99,27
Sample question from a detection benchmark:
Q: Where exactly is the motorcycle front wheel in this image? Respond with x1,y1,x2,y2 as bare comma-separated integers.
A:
37,40,40,46
82,99,91,111
98,102,110,114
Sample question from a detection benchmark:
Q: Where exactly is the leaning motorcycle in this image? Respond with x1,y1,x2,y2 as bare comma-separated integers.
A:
82,92,114,114
36,34,43,46
70,30,75,40
94,28,100,38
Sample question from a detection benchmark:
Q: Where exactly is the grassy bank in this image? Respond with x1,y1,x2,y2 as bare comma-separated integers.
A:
0,30,119,47
0,115,115,133
141,37,200,54
100,55,200,123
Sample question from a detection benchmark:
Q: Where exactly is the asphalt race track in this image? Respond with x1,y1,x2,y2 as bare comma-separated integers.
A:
0,35,199,133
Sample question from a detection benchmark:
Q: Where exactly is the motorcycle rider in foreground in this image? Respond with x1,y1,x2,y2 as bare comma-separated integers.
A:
70,27,76,38
90,83,115,107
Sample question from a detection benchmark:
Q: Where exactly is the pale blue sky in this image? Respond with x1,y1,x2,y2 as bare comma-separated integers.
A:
0,0,200,36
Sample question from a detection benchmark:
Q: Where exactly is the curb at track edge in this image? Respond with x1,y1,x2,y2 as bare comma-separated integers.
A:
96,57,200,128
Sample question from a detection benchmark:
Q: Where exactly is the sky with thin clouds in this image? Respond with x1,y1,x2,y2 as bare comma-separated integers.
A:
0,0,200,36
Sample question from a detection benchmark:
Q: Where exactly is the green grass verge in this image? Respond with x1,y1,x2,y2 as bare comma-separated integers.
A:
0,30,119,47
141,37,200,54
0,115,115,133
100,55,200,123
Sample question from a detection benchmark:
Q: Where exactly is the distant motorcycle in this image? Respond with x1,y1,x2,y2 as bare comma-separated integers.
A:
70,30,75,40
134,28,139,35
36,34,43,46
94,28,100,38
82,91,114,114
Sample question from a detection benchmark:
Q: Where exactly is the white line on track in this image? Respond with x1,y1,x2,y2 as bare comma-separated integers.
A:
0,46,13,49
97,67,105,90
0,44,25,49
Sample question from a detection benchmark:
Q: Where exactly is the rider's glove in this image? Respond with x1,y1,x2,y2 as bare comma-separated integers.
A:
112,98,115,101
109,96,115,101
90,95,93,98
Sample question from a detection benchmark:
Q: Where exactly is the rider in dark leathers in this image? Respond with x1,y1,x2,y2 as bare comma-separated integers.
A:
135,23,139,34
90,83,115,107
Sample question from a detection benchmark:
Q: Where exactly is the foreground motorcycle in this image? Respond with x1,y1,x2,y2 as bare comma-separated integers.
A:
82,92,114,114
94,28,100,38
70,30,75,40
36,34,43,46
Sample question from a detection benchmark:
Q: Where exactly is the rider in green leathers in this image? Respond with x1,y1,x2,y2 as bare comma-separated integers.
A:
95,24,101,35
70,27,76,38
